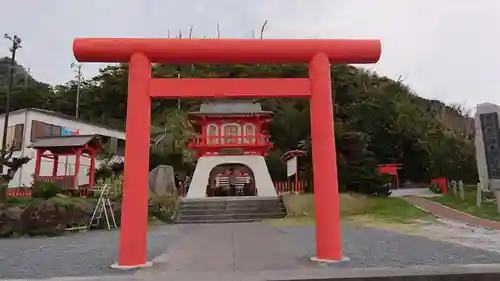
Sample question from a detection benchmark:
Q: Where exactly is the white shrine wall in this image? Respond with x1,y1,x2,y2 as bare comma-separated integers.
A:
186,155,277,198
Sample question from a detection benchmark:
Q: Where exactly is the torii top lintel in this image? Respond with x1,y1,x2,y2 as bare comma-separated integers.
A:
73,38,381,64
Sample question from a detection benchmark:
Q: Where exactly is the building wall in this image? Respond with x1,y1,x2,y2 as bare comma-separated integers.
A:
0,109,125,187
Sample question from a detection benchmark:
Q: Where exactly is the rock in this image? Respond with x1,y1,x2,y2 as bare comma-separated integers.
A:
148,165,176,196
19,198,96,236
0,206,23,237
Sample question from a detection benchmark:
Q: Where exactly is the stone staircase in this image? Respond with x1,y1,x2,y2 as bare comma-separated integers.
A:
175,197,286,224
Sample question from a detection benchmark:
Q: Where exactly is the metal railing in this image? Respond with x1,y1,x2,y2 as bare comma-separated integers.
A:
189,135,271,146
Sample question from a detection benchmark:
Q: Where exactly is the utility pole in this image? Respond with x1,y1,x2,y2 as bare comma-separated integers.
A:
176,67,181,110
24,68,30,90
71,63,83,118
1,34,22,174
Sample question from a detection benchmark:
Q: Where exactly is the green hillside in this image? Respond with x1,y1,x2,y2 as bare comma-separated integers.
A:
0,61,478,193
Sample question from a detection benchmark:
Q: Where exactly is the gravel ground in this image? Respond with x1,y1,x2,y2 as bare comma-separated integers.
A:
280,223,500,268
3,222,500,280
0,224,189,280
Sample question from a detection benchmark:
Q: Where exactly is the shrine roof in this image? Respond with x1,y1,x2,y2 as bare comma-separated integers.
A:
189,101,273,116
29,135,100,149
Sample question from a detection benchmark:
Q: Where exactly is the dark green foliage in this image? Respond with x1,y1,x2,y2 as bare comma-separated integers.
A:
93,166,113,182
429,184,442,194
31,181,63,199
7,196,32,206
148,194,178,222
0,60,477,194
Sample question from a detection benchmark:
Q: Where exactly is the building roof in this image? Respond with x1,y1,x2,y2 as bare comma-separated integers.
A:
28,135,100,149
188,101,273,116
0,108,124,134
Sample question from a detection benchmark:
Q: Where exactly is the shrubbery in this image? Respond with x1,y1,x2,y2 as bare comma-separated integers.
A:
429,183,442,194
31,181,63,199
148,193,178,222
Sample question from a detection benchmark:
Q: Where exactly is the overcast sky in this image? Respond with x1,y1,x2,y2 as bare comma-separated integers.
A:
1,0,499,111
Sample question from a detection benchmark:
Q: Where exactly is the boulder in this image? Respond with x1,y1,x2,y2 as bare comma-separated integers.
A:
19,198,96,236
0,206,23,237
148,165,176,196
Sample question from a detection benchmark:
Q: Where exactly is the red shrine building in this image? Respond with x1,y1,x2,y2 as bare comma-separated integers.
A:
186,100,277,198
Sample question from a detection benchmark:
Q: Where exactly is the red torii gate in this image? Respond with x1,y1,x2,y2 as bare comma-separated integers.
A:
73,38,381,268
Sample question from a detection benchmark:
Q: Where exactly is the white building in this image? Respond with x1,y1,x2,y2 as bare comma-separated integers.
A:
0,108,125,188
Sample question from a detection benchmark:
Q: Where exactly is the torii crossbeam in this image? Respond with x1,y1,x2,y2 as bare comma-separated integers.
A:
73,38,381,268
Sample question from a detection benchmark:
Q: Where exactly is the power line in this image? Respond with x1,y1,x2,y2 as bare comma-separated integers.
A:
1,33,22,174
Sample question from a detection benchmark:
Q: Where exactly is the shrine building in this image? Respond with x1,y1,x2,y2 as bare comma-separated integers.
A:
0,108,125,188
186,100,277,198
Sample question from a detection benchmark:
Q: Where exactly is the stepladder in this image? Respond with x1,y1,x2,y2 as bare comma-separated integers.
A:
88,184,117,230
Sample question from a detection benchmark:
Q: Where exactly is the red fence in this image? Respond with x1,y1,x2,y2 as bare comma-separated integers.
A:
177,179,309,197
274,180,308,195
36,175,77,190
8,190,32,197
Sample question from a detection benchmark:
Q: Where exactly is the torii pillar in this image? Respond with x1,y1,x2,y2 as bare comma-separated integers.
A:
73,38,381,268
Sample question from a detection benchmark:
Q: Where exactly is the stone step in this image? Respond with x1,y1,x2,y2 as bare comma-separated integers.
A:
178,204,285,212
175,197,286,224
175,218,260,224
177,212,286,222
179,207,285,216
179,200,283,210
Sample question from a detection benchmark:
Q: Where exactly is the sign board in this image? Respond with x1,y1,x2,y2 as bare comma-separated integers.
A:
286,156,297,177
475,103,500,191
62,127,80,136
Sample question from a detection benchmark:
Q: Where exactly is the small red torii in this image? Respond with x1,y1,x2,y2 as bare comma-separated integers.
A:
377,164,401,188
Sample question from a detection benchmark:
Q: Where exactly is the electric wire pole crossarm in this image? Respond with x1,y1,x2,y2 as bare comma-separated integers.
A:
1,34,22,174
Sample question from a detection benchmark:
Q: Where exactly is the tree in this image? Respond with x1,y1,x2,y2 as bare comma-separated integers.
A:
0,60,478,192
0,148,30,207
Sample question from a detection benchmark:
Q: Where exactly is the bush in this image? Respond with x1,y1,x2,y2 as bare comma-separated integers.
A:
148,193,178,222
429,183,442,194
7,197,33,206
31,181,63,199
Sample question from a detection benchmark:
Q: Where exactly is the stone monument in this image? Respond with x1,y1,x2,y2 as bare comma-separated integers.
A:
474,103,500,212
148,165,176,196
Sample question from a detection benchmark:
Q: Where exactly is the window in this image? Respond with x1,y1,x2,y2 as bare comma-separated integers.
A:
2,124,24,151
206,124,218,144
30,120,62,141
243,124,256,144
223,124,241,144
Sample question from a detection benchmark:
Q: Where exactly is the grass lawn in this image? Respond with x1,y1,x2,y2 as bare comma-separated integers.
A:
268,193,431,227
430,185,500,221
7,196,33,206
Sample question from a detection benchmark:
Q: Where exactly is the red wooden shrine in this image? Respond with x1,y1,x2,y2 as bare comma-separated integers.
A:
280,150,307,193
29,135,100,192
188,101,274,158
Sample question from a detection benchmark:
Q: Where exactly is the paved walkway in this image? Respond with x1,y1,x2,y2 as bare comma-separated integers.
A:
391,188,439,198
142,223,311,273
404,197,500,230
